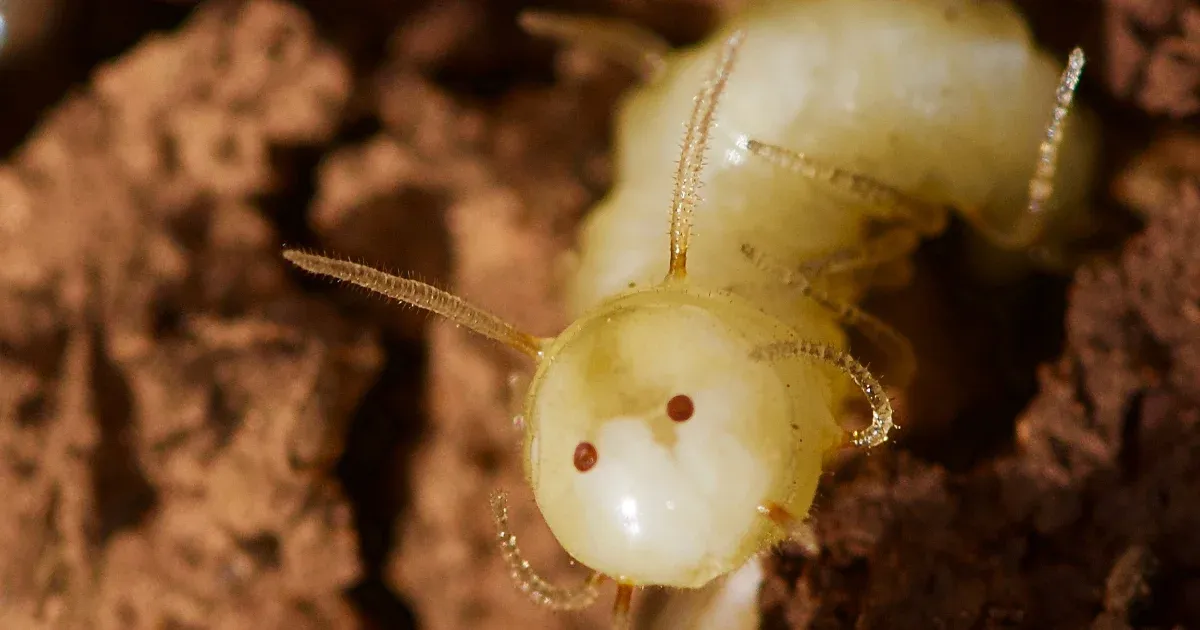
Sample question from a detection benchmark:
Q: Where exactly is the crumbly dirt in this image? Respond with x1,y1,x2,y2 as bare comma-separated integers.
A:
0,0,1197,629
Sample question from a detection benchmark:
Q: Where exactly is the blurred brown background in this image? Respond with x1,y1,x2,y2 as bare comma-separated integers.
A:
1,0,1199,629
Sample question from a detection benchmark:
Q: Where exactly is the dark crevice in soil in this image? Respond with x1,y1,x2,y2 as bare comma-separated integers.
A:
205,379,241,453
235,531,282,571
89,321,158,545
263,144,327,295
421,0,727,102
0,0,195,155
335,114,385,148
1012,0,1102,61
426,0,557,100
16,388,51,428
885,222,1072,472
1118,389,1145,477
336,336,427,630
255,117,425,628
298,0,416,76
265,143,324,238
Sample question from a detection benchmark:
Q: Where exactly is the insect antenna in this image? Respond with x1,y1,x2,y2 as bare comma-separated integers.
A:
740,243,917,389
282,250,543,358
666,29,745,280
980,47,1087,248
489,492,604,610
751,339,894,448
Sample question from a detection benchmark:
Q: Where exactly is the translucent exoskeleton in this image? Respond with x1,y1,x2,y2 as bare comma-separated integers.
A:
283,12,1089,630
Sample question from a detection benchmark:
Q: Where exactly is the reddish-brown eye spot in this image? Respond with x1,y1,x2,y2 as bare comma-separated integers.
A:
574,442,598,472
667,394,695,422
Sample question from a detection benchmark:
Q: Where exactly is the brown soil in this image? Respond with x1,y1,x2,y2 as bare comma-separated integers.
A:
0,0,1197,629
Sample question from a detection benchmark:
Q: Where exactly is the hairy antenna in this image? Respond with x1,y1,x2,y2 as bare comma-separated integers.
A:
283,250,543,358
984,47,1087,248
751,340,894,448
490,492,604,610
667,29,745,280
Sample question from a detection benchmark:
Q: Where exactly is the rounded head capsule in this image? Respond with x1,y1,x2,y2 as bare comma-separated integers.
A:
522,288,838,588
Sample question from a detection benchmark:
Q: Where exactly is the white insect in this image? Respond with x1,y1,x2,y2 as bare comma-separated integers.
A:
285,0,1097,626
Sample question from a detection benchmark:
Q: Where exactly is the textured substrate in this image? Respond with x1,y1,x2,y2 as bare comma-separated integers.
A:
0,0,1196,628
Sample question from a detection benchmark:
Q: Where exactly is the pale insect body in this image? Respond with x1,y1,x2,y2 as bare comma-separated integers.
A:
569,0,1098,316
284,0,1096,627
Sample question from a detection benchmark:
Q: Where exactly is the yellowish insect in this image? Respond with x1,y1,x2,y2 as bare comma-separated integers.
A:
284,0,1095,626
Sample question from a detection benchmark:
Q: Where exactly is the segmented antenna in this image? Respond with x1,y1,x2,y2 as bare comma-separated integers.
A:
667,29,745,280
741,243,916,390
751,340,894,448
489,492,604,610
986,47,1087,248
283,250,543,358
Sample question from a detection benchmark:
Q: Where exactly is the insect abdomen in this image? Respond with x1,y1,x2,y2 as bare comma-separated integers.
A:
567,0,1098,315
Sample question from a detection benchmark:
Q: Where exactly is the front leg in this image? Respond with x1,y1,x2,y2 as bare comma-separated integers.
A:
758,502,820,556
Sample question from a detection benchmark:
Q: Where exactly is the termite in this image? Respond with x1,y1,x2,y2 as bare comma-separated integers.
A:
284,0,1094,626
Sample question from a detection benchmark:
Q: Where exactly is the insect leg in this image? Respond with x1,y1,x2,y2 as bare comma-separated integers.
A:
489,492,604,610
744,139,948,236
962,48,1087,249
751,340,894,448
613,583,635,630
757,503,820,556
518,10,669,83
741,244,916,390
506,371,531,431
795,225,922,278
743,138,940,279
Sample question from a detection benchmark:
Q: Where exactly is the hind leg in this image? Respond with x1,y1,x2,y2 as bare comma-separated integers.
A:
797,225,922,279
961,48,1088,250
518,10,669,82
745,139,949,236
740,244,916,391
745,49,1086,252
743,138,941,287
758,503,820,556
